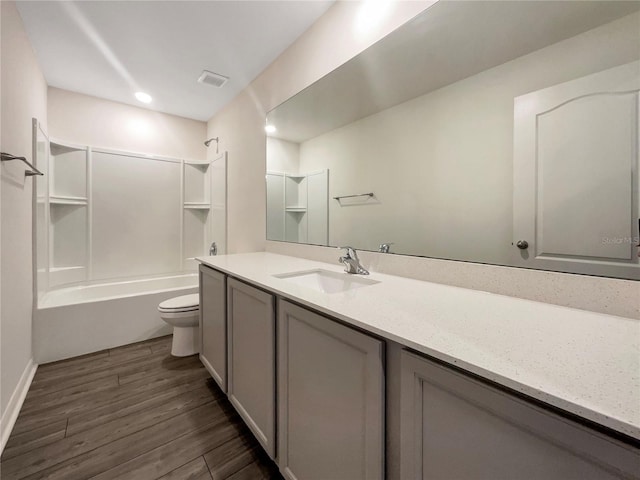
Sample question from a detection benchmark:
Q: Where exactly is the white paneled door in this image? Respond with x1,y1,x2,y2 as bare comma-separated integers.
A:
513,61,639,279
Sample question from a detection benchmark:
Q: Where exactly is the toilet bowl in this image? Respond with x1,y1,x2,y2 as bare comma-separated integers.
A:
158,294,200,356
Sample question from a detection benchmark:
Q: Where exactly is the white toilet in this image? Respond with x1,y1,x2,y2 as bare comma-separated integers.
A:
158,294,200,357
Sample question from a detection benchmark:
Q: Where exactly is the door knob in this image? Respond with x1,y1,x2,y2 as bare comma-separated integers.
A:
516,240,529,250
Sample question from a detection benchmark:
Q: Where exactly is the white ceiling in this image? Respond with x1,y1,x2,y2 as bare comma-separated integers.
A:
16,0,334,122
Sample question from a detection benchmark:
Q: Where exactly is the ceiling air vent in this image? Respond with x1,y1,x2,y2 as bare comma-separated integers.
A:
197,70,229,88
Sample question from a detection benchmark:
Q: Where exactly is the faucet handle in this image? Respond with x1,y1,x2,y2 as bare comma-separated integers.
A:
338,246,358,259
378,243,394,253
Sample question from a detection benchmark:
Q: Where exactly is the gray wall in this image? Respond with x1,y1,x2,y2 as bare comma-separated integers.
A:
1,0,48,420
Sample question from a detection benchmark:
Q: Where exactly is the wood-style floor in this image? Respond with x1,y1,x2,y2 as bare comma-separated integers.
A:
1,336,283,480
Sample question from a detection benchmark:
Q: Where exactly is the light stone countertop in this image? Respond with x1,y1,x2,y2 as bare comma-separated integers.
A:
197,252,640,440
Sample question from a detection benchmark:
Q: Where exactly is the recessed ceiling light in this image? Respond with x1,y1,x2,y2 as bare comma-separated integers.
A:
135,92,152,104
265,125,276,134
356,0,392,33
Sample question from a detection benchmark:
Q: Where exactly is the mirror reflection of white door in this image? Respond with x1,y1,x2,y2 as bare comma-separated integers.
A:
513,61,639,279
209,152,227,255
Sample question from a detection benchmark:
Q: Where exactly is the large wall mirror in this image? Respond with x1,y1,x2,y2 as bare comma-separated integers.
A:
266,1,640,280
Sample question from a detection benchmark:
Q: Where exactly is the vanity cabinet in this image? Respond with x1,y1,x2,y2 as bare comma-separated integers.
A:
199,265,227,391
227,278,276,459
400,350,640,480
198,260,639,480
277,300,384,480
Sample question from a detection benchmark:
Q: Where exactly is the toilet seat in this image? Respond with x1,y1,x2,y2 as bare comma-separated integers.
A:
158,307,199,314
158,294,199,313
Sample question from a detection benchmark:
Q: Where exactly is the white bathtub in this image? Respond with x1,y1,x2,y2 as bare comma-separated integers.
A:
34,274,198,363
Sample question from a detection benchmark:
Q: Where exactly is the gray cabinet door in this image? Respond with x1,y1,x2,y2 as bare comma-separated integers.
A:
227,278,276,459
199,265,227,391
278,300,384,480
400,350,640,480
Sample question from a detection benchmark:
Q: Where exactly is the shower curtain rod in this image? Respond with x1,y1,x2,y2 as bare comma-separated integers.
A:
1,152,44,176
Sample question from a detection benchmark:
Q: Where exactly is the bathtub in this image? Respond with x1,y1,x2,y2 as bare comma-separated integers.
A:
34,274,198,363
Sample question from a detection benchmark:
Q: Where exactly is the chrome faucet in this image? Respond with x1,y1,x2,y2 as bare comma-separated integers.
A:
338,246,369,275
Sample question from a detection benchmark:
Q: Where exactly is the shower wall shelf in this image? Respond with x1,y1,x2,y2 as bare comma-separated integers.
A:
50,195,88,205
50,266,85,272
47,141,89,287
185,160,211,166
184,202,211,210
182,160,212,270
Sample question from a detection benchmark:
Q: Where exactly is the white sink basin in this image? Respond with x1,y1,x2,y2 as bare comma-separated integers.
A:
274,269,379,294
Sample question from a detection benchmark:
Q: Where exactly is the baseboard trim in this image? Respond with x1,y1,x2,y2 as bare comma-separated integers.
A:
0,358,37,454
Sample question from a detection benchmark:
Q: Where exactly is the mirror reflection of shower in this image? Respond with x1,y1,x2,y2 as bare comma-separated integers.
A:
204,137,219,153
265,135,329,245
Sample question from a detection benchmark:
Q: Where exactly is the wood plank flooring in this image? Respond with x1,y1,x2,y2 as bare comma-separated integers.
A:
1,336,282,480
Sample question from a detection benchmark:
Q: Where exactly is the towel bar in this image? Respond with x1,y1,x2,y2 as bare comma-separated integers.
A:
333,192,374,201
1,152,43,177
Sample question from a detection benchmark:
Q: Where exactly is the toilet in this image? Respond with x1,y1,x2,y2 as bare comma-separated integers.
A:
158,294,200,356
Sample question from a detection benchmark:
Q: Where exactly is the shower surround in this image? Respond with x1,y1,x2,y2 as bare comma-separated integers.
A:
33,135,225,362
